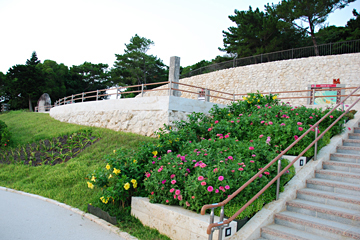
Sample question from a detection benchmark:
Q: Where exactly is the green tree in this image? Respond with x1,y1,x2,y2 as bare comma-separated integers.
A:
266,0,356,56
113,34,168,91
5,52,44,111
66,62,110,100
219,6,304,58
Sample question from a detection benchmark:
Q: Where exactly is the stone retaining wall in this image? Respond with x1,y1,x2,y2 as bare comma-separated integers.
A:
141,53,360,105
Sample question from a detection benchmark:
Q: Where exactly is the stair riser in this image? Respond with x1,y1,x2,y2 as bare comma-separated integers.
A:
354,128,360,134
307,183,360,196
337,148,360,155
315,173,360,185
274,218,354,240
261,232,288,240
323,164,360,174
296,192,360,211
343,141,360,147
330,155,360,163
349,135,360,140
286,205,360,227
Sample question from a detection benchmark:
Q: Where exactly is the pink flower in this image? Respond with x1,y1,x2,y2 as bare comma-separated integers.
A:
201,181,206,186
268,121,273,125
145,172,151,178
170,174,175,179
151,192,154,195
208,128,212,131
239,114,243,116
215,189,219,193
178,195,182,201
228,156,233,160
231,170,235,172
329,115,333,118
166,200,169,203
225,134,230,138
280,123,286,126
264,172,270,175
261,121,265,124
249,146,254,150
348,127,351,130
238,168,244,171
258,174,263,178
158,167,163,173
294,135,299,140
250,160,255,163
207,186,214,192
171,180,176,184
225,185,230,190
215,120,219,124
309,116,313,119
231,121,234,123
186,201,190,207
174,195,177,199
152,161,155,164
170,188,175,193
191,196,195,199
162,179,166,184
251,155,256,157
297,122,302,125
219,186,224,190
175,189,181,195
259,134,264,138
200,163,207,168
167,150,172,153
218,176,224,181
198,176,204,181
189,141,192,143
298,127,303,131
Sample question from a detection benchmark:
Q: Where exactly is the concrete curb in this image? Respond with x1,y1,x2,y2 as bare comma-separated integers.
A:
0,186,138,240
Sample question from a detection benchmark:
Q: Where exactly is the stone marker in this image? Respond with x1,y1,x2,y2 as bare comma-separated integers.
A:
169,56,182,97
37,93,52,112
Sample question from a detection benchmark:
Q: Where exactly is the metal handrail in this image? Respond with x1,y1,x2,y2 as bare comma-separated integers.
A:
181,39,360,78
200,85,360,239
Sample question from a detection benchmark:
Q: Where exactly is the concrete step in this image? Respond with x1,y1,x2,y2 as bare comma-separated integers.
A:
348,133,360,140
323,161,360,174
336,146,360,155
307,178,360,196
343,139,360,147
286,199,360,227
354,127,360,134
330,153,360,163
275,211,360,240
297,188,360,211
315,169,360,185
261,224,332,240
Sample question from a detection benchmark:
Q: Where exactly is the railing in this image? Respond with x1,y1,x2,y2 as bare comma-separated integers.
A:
34,105,54,112
181,39,360,78
200,85,360,240
48,80,358,111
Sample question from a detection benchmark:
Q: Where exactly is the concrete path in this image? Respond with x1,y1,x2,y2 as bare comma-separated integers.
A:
0,187,136,240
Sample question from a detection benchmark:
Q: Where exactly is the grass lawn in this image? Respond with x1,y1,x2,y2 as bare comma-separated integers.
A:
0,110,170,240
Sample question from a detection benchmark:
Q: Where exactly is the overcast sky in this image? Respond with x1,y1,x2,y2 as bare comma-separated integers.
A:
0,0,359,73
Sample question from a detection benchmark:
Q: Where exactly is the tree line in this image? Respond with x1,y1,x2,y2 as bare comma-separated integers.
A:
1,0,359,111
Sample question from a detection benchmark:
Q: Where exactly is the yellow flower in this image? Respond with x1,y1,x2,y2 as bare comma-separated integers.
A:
258,99,260,102
260,94,263,97
106,164,110,170
108,174,113,179
273,96,277,100
228,113,231,116
131,179,137,184
133,159,137,163
169,126,172,130
91,176,96,182
124,182,130,190
87,181,94,189
152,151,158,156
253,96,255,98
133,182,137,188
113,150,116,154
100,196,109,204
242,97,247,100
113,168,121,175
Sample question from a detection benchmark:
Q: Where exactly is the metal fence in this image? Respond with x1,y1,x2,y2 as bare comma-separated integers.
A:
180,39,360,79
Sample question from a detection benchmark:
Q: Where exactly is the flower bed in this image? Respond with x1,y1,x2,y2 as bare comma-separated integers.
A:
87,91,347,222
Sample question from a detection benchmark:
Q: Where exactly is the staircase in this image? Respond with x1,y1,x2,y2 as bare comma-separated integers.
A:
259,123,360,240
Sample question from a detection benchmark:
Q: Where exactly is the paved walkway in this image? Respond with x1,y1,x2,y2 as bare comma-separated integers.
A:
0,187,135,240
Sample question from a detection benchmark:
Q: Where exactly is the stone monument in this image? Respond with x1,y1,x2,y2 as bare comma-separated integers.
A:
37,93,52,112
168,56,182,97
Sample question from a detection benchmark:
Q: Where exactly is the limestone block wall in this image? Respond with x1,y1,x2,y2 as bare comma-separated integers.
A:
50,96,225,137
141,53,360,105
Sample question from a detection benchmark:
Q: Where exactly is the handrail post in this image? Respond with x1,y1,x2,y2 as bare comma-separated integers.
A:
169,79,172,96
141,84,144,97
276,159,281,200
116,86,119,99
233,93,235,102
205,87,208,102
208,208,215,240
71,95,74,104
96,90,98,101
82,93,84,102
314,126,318,160
218,206,225,240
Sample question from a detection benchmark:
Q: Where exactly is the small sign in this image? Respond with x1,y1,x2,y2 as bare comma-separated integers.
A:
225,227,232,237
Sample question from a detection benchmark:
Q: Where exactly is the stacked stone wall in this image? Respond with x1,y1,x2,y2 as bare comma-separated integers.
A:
141,53,360,105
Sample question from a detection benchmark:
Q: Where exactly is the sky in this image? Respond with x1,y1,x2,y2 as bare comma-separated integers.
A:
0,0,359,74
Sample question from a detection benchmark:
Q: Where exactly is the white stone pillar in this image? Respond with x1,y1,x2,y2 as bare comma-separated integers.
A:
168,56,182,97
